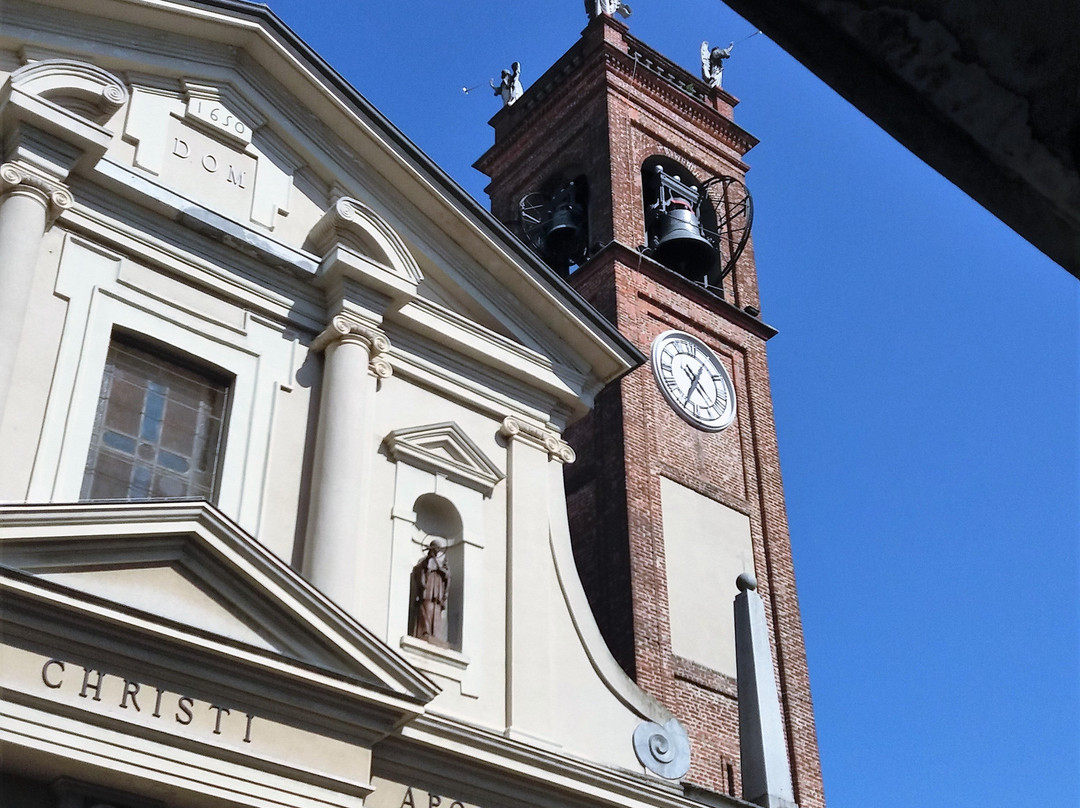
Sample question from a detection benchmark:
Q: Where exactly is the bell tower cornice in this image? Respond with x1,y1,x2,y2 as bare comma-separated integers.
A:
476,16,757,175
573,241,778,342
476,15,763,301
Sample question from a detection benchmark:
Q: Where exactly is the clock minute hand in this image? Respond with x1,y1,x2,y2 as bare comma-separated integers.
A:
683,364,705,405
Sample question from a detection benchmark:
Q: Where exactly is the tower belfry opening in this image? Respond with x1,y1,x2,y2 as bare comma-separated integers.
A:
519,175,590,273
641,158,719,282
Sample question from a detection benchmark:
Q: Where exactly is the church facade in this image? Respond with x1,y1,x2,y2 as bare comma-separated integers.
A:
0,4,823,808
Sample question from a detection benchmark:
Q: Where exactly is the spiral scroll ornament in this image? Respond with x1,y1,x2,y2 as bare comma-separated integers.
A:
333,197,359,223
311,316,393,378
0,163,25,188
632,717,691,779
370,356,393,379
102,83,128,107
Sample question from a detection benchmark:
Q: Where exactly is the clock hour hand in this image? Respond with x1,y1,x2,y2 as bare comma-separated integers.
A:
683,364,705,405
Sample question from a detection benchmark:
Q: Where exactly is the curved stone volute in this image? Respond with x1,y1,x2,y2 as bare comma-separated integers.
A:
6,59,128,125
307,196,423,285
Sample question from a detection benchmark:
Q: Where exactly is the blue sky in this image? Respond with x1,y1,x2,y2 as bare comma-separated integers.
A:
263,2,1079,806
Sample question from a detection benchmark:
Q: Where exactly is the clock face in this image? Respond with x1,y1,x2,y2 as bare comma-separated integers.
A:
650,330,736,432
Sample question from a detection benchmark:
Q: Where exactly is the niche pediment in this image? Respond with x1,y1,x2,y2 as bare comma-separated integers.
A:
384,422,504,495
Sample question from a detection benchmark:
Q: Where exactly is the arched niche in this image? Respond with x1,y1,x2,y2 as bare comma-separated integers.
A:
383,421,502,695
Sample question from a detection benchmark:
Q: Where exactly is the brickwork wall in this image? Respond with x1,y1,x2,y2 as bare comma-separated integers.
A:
477,15,824,808
578,250,823,808
563,259,637,676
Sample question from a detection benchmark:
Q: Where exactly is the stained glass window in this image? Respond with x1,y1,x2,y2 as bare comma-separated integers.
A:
81,340,229,502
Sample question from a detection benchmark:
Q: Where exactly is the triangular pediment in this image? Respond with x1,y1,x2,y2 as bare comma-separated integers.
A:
39,563,279,652
0,501,437,702
384,422,505,495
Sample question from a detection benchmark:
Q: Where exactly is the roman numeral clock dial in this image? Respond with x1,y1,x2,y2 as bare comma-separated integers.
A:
650,330,736,432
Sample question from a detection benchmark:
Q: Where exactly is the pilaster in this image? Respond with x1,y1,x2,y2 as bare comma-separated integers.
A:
498,416,574,741
0,59,127,419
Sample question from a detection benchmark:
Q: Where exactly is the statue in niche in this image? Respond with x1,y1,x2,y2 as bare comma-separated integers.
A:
585,0,632,20
701,40,734,89
491,62,523,107
410,539,450,646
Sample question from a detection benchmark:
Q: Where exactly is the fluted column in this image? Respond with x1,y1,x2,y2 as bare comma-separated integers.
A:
303,315,392,610
0,163,72,418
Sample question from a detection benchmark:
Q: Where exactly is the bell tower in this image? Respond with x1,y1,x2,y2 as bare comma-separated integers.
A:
476,13,824,808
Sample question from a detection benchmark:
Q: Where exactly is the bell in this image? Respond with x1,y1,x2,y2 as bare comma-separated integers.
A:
651,201,717,276
544,199,585,258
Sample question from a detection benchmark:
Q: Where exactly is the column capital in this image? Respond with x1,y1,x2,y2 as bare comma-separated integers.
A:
312,315,393,378
499,416,576,464
0,163,73,223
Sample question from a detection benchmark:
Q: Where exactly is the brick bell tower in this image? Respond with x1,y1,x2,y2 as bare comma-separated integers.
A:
476,14,824,808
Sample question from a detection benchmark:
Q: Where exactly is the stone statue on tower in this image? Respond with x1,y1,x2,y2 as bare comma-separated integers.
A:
585,0,632,20
491,62,523,107
701,41,734,89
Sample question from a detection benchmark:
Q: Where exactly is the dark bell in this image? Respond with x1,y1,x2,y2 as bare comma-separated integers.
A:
651,204,717,276
544,200,585,258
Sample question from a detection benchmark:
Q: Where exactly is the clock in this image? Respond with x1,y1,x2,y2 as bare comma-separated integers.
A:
650,330,736,432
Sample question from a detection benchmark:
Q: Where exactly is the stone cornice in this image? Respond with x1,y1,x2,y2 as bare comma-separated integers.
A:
388,712,748,808
0,499,440,708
